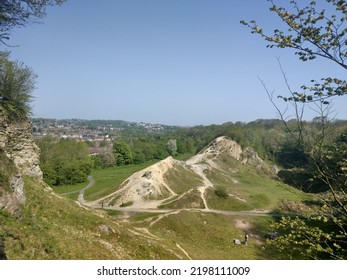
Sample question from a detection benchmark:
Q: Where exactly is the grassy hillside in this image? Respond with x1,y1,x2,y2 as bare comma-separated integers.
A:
205,167,308,212
0,176,291,260
0,177,182,259
164,165,203,194
136,210,282,259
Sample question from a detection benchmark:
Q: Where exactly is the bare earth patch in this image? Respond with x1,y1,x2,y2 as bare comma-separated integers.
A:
234,219,251,230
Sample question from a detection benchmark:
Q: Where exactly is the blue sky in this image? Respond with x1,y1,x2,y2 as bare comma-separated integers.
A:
4,0,347,126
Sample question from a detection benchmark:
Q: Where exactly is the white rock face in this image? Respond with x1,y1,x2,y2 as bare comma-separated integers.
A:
0,113,43,216
10,176,26,204
207,136,243,160
0,117,42,179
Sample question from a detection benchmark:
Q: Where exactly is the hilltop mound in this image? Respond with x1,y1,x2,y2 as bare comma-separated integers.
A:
96,157,184,208
203,136,244,160
186,136,270,173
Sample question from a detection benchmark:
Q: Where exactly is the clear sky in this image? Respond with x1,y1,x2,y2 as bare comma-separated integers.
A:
4,0,347,126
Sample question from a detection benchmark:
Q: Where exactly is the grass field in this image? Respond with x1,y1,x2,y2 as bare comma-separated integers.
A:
51,161,158,201
84,161,158,201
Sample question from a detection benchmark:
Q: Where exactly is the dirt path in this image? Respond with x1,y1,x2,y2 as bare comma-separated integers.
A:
149,210,182,227
176,243,192,260
77,176,95,204
185,155,213,209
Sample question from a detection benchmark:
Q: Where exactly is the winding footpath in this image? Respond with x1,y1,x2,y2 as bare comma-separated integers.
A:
185,154,213,209
78,176,95,204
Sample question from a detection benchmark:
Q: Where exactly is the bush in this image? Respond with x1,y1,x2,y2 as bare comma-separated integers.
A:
214,189,228,199
120,201,133,207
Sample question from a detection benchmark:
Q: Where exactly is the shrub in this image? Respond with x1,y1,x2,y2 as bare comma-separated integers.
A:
214,189,228,199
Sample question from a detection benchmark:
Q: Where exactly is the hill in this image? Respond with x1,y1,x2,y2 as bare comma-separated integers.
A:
85,136,303,213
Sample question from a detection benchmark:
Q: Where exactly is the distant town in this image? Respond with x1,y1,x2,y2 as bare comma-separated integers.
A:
32,118,177,142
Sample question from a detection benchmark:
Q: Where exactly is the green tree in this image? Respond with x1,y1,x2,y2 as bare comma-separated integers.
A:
37,137,93,186
113,141,133,165
321,131,347,191
93,151,115,169
242,0,347,259
262,128,286,161
166,139,177,156
241,0,347,103
0,52,36,121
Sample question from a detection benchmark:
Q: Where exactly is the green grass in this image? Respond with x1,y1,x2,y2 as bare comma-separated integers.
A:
52,181,88,201
159,189,205,209
149,210,278,259
0,177,180,259
128,212,162,222
101,209,122,217
60,192,80,201
206,188,250,211
233,172,307,207
204,167,308,212
164,165,202,194
0,150,16,194
51,161,159,201
173,153,195,161
84,161,158,201
52,182,86,194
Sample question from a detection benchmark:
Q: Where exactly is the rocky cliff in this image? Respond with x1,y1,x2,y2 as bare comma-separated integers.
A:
0,112,42,216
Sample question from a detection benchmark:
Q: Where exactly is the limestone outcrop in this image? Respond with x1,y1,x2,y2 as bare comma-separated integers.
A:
0,115,42,179
0,112,42,216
